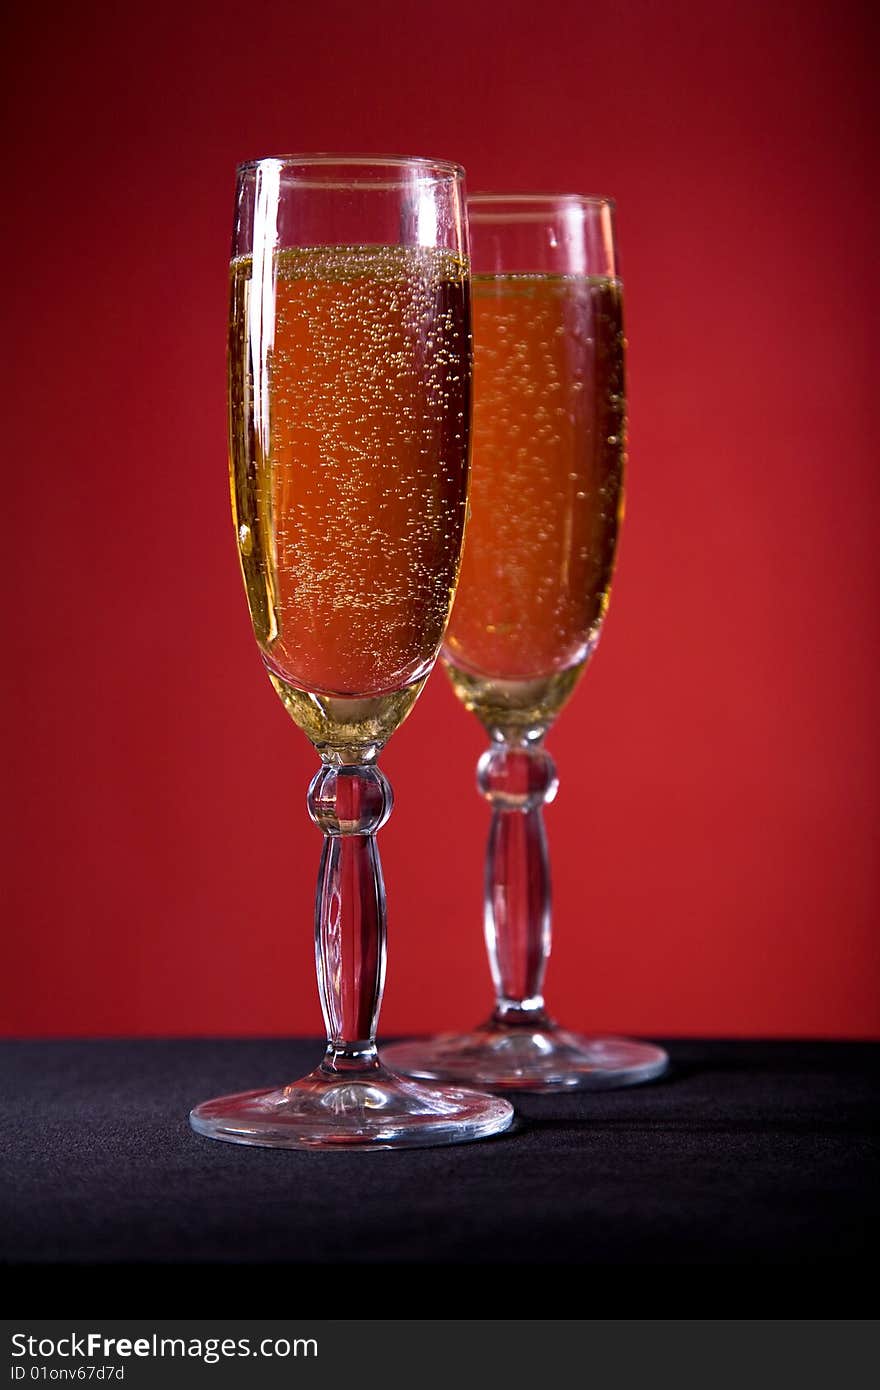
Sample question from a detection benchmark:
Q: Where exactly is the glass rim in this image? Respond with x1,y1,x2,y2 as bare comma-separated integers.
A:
468,191,615,210
236,152,466,181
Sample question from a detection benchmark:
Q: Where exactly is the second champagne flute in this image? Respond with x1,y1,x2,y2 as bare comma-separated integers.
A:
385,193,668,1091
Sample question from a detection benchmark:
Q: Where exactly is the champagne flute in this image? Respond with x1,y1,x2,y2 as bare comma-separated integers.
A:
190,157,513,1146
385,194,668,1091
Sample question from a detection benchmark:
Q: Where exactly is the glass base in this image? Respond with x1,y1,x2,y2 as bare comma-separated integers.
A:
383,1022,669,1093
190,1059,514,1150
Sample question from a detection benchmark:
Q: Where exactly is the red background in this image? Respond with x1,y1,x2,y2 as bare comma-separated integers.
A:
3,0,877,1039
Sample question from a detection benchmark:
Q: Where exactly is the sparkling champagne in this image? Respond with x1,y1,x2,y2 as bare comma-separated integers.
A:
228,244,471,754
443,273,625,735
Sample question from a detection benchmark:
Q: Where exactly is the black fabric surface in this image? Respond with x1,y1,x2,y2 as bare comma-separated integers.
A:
2,1039,876,1302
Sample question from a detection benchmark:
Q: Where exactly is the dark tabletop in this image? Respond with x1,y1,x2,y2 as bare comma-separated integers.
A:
1,1039,876,1310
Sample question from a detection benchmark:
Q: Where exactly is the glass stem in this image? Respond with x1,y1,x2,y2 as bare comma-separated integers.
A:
307,761,393,1075
478,737,559,1027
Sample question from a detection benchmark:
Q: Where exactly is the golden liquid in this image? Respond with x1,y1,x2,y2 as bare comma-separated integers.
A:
443,273,625,735
228,245,470,756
